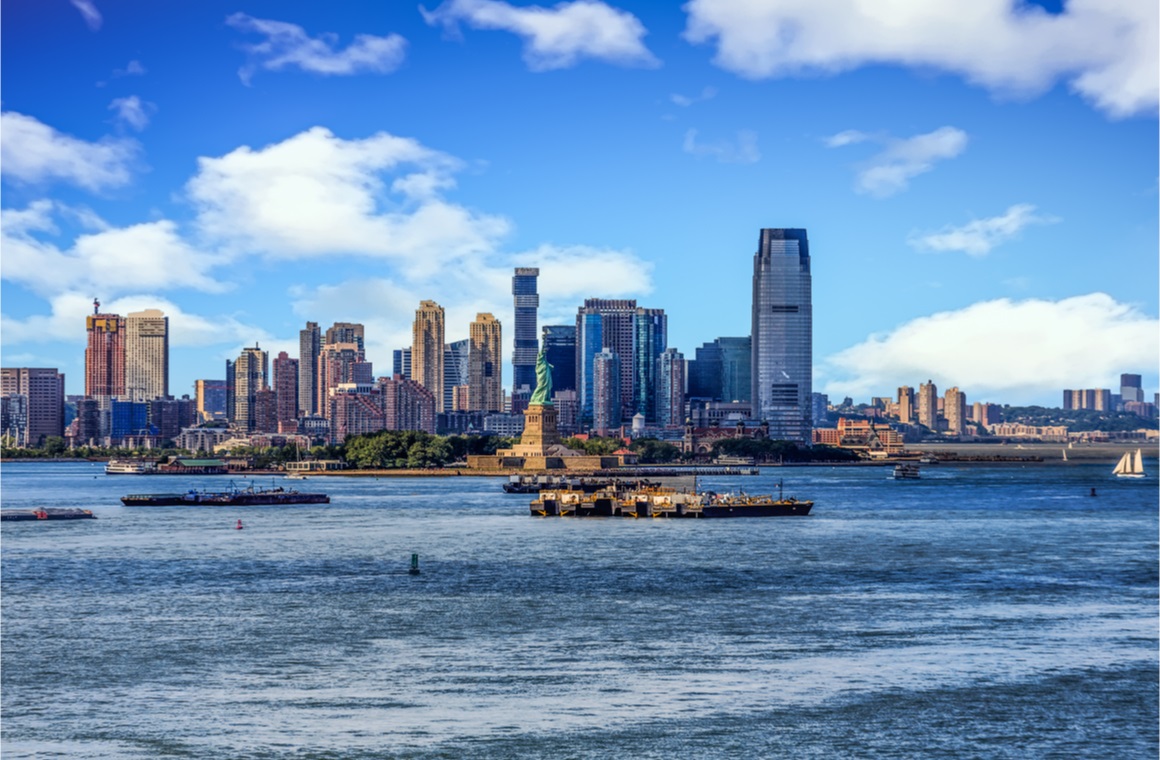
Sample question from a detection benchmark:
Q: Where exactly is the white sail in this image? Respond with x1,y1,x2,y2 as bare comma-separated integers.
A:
1133,449,1144,474
1061,449,1068,461
1113,452,1132,475
1114,450,1145,478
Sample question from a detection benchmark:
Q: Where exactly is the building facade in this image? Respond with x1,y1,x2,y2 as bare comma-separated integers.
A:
298,321,321,416
656,348,685,428
443,339,470,413
468,313,503,413
751,229,812,442
592,348,622,435
541,325,577,394
195,379,227,421
944,387,967,435
124,309,168,401
317,343,373,417
231,346,268,433
380,376,437,434
633,307,667,423
1,368,65,446
688,336,751,404
273,351,299,428
576,299,637,425
412,301,446,413
918,380,938,430
512,267,540,396
85,303,125,401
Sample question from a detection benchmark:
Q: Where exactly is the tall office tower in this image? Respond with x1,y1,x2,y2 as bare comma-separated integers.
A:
512,267,540,396
541,325,577,393
273,351,299,428
0,368,65,446
811,392,829,426
917,380,938,430
412,301,446,413
298,322,321,416
1120,373,1144,404
575,299,637,424
325,322,366,357
443,339,470,413
84,300,125,401
656,348,685,428
124,309,168,401
592,349,622,435
468,313,503,413
317,343,373,417
231,345,269,432
392,348,412,380
195,380,227,420
633,307,667,422
751,229,812,442
944,387,967,435
897,386,915,424
253,389,279,433
688,337,751,402
225,360,236,422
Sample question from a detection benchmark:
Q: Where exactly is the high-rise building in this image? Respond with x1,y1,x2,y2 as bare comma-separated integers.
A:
1063,388,1111,411
298,322,321,416
1,368,65,446
317,343,373,417
380,375,437,434
1120,373,1144,404
944,387,966,435
811,392,829,427
897,386,915,424
971,402,1002,427
688,337,751,403
512,267,539,396
273,351,299,428
231,345,268,432
443,339,470,413
593,348,621,435
917,380,938,430
195,379,227,421
124,309,168,401
84,300,125,402
392,348,412,380
326,322,365,356
576,299,637,425
656,348,685,428
751,229,812,442
412,301,445,413
633,307,667,422
541,325,577,394
469,313,503,413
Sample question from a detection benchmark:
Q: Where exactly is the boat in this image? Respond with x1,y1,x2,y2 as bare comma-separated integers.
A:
504,473,661,494
891,462,921,480
1,508,97,521
1112,449,1145,479
105,459,157,475
699,480,813,517
531,479,811,518
121,481,330,506
1061,448,1068,462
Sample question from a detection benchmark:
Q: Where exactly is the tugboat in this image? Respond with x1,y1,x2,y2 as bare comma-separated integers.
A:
121,481,329,506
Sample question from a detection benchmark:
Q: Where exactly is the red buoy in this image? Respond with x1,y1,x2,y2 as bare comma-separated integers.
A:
235,519,244,530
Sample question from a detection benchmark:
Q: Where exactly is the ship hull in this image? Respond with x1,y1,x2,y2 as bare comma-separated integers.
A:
121,490,330,506
699,501,813,517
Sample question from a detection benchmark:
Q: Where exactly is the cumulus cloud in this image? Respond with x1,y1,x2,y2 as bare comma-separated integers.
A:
827,126,967,197
683,128,760,164
820,293,1160,404
113,60,146,77
185,126,510,277
1,203,228,298
226,13,407,84
109,96,153,131
70,0,102,30
683,0,1158,119
671,86,717,107
0,111,139,192
909,204,1060,256
422,0,660,71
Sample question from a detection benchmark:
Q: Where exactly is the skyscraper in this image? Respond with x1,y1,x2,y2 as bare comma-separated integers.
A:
633,307,667,423
512,267,539,396
326,322,365,356
273,351,299,428
392,348,412,380
317,343,373,417
195,379,227,421
469,313,503,413
443,339,470,412
575,299,636,424
656,348,685,428
231,345,268,432
541,325,577,394
593,348,621,435
897,386,915,424
944,387,966,435
412,301,446,413
688,337,751,403
751,229,812,442
298,322,321,416
1120,373,1144,404
1,368,65,447
124,309,168,401
85,300,125,402
918,380,938,430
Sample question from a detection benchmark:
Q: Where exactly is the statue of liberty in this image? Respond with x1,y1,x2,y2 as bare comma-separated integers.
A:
529,349,553,406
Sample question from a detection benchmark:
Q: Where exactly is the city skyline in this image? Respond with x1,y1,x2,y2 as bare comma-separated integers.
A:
1,2,1157,406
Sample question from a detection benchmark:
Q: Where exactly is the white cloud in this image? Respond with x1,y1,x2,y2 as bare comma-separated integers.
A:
910,204,1060,256
671,86,717,107
1,203,228,298
113,60,146,77
226,13,407,84
683,0,1158,119
0,111,139,192
422,0,660,71
1,293,265,350
109,96,153,131
70,0,102,31
828,126,967,198
821,293,1160,404
683,128,760,164
185,126,510,277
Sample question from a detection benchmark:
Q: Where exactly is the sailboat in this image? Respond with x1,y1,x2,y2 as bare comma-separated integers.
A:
1061,448,1068,462
1112,449,1145,478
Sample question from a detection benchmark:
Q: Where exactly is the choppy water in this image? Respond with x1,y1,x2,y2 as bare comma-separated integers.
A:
2,461,1157,758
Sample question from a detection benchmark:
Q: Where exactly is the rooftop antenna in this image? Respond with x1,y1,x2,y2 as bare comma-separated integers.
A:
93,298,100,314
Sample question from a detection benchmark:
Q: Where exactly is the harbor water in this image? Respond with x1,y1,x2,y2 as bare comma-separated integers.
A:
2,461,1157,758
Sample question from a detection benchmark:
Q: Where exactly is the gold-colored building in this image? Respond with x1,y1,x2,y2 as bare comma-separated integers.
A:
468,313,502,413
411,300,445,413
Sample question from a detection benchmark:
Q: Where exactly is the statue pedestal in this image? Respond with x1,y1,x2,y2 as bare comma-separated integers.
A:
512,403,561,454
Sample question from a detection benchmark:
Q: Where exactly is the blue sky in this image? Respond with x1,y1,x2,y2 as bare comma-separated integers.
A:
2,0,1157,407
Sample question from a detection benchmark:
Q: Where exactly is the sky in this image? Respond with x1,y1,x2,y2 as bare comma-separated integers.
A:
1,0,1157,407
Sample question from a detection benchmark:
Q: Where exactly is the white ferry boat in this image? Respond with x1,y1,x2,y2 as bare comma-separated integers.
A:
105,459,158,475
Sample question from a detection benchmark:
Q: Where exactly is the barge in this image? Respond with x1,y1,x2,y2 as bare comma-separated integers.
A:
122,482,329,506
1,508,97,521
531,479,812,518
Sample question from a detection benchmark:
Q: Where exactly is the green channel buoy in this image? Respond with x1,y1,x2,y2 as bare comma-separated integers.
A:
409,553,420,575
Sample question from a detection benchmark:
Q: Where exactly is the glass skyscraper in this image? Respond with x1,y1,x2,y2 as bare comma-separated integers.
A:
511,268,539,395
688,336,751,403
751,228,812,442
633,307,666,423
541,325,576,394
